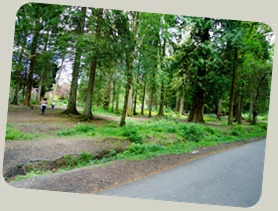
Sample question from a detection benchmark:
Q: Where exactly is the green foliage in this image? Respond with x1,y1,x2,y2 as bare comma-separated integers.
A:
5,124,36,141
122,126,144,143
179,124,205,142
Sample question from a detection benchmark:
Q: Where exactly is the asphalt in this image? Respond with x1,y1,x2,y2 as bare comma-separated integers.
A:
99,140,266,208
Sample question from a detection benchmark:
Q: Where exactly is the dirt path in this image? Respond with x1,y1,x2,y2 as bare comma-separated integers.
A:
3,136,129,179
7,139,263,194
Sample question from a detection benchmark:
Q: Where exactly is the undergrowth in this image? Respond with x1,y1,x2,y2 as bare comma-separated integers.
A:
5,124,37,141
10,114,268,181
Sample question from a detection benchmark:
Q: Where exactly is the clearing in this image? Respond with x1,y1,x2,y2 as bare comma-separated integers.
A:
3,105,266,194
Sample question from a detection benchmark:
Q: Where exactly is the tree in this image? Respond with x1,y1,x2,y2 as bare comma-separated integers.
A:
63,6,87,115
119,11,140,126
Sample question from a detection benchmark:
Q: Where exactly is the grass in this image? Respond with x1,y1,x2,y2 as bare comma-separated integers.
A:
5,124,37,141
13,118,268,181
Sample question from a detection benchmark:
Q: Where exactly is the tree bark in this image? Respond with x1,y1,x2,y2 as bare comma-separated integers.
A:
127,88,133,116
157,81,165,117
120,12,139,126
228,47,238,125
115,76,121,114
175,91,180,112
83,8,103,120
133,90,138,115
83,58,97,119
217,99,222,120
148,69,156,118
235,87,244,124
63,7,86,115
111,78,116,113
187,87,205,123
179,87,185,115
24,18,40,106
141,79,146,115
148,85,154,118
103,76,112,110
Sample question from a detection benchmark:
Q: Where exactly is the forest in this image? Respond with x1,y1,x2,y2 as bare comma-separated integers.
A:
9,2,274,126
3,2,274,184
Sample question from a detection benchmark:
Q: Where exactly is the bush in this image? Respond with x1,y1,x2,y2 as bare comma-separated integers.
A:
230,130,240,136
180,124,204,142
122,126,144,143
77,151,94,164
122,143,165,157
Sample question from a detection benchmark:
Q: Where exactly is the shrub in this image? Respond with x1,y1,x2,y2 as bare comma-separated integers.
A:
230,130,240,136
122,143,165,157
180,124,204,142
122,126,144,143
77,151,94,164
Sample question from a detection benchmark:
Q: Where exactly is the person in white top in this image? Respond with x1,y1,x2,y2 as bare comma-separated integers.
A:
41,98,47,115
52,100,55,109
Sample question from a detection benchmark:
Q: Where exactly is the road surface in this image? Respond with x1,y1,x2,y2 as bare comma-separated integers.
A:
99,140,266,208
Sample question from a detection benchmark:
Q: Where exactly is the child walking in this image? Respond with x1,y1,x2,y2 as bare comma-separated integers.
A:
52,100,55,109
41,98,48,115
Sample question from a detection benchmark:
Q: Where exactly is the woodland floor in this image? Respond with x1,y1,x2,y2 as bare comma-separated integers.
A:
3,105,264,194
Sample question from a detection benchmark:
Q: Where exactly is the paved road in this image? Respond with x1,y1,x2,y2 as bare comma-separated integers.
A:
99,140,266,208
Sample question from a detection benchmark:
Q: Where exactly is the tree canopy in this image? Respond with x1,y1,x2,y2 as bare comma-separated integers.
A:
10,3,274,126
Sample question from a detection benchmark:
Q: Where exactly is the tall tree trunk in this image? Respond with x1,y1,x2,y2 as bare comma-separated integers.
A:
132,73,139,115
22,83,26,102
64,7,86,115
97,75,103,107
188,21,210,123
148,86,154,118
157,81,165,117
115,77,121,114
175,91,180,112
217,99,222,120
36,80,43,102
141,79,146,115
37,30,49,103
83,8,103,119
157,37,166,117
83,58,97,119
103,76,112,110
187,88,205,123
127,88,133,116
120,12,139,126
228,48,238,125
133,90,138,115
235,87,244,124
148,69,156,118
120,60,133,126
111,78,116,113
24,19,40,106
179,87,185,115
